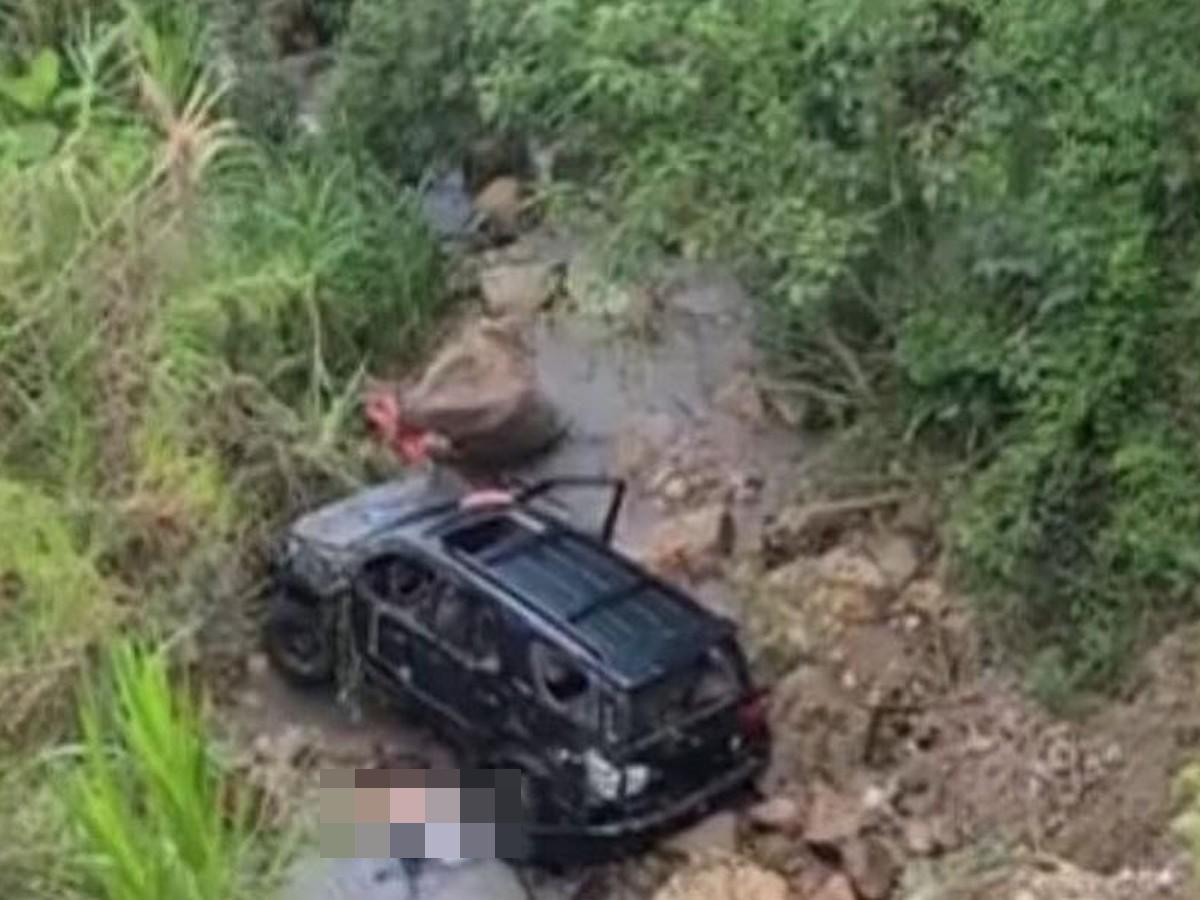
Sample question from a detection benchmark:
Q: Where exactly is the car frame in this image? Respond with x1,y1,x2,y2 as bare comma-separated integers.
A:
262,469,770,862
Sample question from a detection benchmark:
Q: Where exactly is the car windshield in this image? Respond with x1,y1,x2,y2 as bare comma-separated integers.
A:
627,641,743,737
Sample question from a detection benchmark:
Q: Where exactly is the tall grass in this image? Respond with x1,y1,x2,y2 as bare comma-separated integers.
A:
0,0,448,894
70,642,270,900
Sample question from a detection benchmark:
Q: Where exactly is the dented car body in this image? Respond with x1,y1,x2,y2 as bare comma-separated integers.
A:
263,470,769,860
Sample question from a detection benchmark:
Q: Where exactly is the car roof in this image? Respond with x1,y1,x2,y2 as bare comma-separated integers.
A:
289,473,736,690
413,505,735,690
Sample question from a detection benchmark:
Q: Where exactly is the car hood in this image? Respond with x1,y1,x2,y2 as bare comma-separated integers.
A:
289,471,462,551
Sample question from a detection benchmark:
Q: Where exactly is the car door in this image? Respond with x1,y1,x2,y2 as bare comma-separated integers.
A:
353,551,435,699
408,577,506,737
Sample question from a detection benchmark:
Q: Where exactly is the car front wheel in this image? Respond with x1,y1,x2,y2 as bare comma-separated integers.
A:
263,592,336,686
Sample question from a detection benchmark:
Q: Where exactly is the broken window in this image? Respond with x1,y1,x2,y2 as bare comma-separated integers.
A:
360,554,434,611
629,642,742,735
531,641,598,729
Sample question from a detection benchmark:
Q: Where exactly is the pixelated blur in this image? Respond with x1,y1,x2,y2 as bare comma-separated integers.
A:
319,769,534,860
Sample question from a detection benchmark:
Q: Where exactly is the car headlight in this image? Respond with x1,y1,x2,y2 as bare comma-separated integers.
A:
584,750,652,801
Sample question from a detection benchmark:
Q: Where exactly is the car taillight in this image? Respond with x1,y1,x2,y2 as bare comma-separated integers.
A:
737,689,770,740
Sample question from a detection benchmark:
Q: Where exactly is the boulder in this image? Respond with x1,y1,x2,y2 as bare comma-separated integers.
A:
809,874,857,900
479,261,558,318
474,177,523,236
653,858,789,900
804,780,865,846
663,811,740,859
394,318,565,468
747,796,804,833
714,371,767,425
637,503,736,580
842,836,899,900
614,413,679,480
866,530,922,588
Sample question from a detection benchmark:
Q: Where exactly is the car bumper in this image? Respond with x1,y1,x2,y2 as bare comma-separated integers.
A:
521,751,768,863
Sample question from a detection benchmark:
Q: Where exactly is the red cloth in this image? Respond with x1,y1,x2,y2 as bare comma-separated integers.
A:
364,387,435,465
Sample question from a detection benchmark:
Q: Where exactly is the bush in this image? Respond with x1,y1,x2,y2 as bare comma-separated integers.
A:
326,0,476,179
471,0,1200,690
69,642,272,900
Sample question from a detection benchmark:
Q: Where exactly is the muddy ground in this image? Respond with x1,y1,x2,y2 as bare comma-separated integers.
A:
213,205,1200,899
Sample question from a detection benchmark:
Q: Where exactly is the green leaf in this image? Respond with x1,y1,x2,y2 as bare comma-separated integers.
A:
0,48,62,113
1,121,62,163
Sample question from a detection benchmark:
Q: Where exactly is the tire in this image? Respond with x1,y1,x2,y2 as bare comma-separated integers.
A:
262,592,336,687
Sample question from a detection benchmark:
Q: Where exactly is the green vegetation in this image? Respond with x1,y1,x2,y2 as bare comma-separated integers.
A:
7,0,1200,890
0,0,445,894
467,0,1200,695
70,642,274,900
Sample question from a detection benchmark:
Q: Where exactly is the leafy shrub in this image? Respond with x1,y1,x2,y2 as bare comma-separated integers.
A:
471,0,1200,690
326,0,476,179
69,642,271,900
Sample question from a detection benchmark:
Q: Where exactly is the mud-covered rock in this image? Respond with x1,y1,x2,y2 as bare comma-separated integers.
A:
804,780,866,845
652,858,788,900
714,371,767,425
764,665,872,792
747,796,804,833
474,176,523,237
866,530,923,588
809,873,857,900
842,835,900,900
899,850,1154,900
663,811,740,859
480,261,559,318
638,503,736,580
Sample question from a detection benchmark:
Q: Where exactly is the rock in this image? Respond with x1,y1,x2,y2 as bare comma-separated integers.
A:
747,796,803,833
804,781,864,846
866,531,922,588
842,836,899,900
614,413,678,479
663,811,739,859
764,667,872,793
662,475,691,503
714,371,767,425
808,873,856,900
902,818,938,856
474,177,523,236
246,652,270,678
652,858,788,900
811,546,890,624
893,494,937,539
638,503,736,580
479,261,558,318
818,546,888,592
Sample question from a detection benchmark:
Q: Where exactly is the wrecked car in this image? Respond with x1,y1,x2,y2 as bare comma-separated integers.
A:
262,470,770,860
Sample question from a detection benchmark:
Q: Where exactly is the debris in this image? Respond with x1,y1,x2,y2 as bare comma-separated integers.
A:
746,796,803,833
808,873,857,900
761,492,907,562
652,857,788,900
638,503,736,580
714,371,767,425
474,176,523,237
614,413,679,479
866,531,922,589
903,819,937,857
663,811,740,859
804,780,865,846
391,318,565,468
479,261,558,318
842,836,899,900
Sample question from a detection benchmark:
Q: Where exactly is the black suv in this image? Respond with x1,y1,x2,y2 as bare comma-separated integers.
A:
263,470,770,860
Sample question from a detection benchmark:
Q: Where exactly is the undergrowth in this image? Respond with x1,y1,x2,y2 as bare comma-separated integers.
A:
0,0,445,894
69,642,276,900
